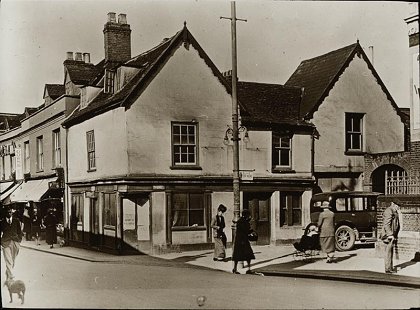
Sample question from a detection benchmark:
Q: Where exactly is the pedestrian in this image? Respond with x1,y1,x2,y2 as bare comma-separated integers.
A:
317,201,336,263
43,208,58,249
232,209,255,274
380,201,402,274
0,206,23,280
211,204,227,261
31,208,42,245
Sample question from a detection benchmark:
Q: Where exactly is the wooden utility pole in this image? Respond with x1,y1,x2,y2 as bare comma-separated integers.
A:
221,1,247,244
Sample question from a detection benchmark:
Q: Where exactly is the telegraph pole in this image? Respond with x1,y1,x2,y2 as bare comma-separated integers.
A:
221,1,247,245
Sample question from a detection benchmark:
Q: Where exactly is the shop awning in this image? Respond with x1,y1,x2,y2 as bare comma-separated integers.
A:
0,182,22,201
10,177,58,203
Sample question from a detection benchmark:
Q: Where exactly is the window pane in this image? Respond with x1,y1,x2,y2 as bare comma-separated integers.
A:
173,125,180,135
280,150,289,166
181,126,187,135
292,209,301,225
190,194,204,210
173,134,180,144
188,126,195,135
336,198,346,211
189,210,204,226
280,196,287,227
353,117,361,132
172,193,188,226
352,133,361,149
181,134,188,144
280,138,290,148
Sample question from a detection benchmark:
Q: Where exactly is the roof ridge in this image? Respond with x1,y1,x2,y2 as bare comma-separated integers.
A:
238,81,302,89
301,42,358,63
125,30,182,65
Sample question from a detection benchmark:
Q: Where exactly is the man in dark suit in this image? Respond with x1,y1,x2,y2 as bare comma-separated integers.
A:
1,206,23,279
381,202,401,274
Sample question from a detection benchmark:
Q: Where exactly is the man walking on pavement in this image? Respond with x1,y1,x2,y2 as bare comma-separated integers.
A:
1,206,23,279
381,201,402,274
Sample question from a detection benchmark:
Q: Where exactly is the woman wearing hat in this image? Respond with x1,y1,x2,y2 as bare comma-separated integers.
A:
317,201,336,263
211,204,227,261
232,209,255,274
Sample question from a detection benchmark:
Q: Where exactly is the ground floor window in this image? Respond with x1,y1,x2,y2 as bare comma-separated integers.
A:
171,192,205,228
71,193,84,241
280,192,302,226
103,193,117,228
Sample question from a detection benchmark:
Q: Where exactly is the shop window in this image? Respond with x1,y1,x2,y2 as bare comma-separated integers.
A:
103,193,116,228
280,192,302,226
172,193,205,228
71,194,84,241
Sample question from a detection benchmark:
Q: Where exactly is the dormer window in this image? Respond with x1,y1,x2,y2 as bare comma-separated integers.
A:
104,69,115,94
80,87,87,109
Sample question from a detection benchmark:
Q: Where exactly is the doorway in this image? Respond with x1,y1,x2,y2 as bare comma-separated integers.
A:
243,192,272,245
122,194,151,253
89,198,100,247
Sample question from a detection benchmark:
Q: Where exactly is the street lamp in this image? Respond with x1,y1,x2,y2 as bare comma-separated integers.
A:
223,125,249,145
221,1,247,249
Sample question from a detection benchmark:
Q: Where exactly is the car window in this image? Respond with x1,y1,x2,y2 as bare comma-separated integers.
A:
350,197,364,211
335,198,346,211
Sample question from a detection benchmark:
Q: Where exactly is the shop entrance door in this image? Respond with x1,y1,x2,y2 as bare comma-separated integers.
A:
243,192,271,245
89,198,100,247
122,195,151,253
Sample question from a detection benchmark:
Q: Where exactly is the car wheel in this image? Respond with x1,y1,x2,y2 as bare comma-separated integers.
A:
335,225,356,251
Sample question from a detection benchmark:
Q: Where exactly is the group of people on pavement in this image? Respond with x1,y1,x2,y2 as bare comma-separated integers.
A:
211,200,402,275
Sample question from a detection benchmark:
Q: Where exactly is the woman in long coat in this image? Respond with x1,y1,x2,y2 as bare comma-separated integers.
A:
43,209,58,248
31,208,42,245
317,201,336,263
232,209,255,274
211,204,227,261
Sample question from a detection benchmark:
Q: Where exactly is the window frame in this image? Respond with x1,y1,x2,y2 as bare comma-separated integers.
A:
104,69,115,94
345,113,364,154
86,130,96,171
24,141,30,174
103,192,117,229
272,133,293,172
52,129,61,168
280,192,302,227
171,122,200,169
36,136,44,172
171,192,206,230
71,193,84,241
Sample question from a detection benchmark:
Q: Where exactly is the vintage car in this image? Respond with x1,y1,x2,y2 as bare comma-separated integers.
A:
310,191,382,251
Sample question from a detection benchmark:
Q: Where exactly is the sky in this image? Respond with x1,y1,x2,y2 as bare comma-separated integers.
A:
0,0,414,114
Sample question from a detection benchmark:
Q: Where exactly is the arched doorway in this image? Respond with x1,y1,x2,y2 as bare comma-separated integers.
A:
371,164,406,193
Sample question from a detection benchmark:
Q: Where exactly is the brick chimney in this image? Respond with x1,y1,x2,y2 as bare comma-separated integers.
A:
103,12,131,67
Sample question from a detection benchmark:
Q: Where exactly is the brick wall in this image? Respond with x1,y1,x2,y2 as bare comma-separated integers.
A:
375,195,420,259
410,141,420,176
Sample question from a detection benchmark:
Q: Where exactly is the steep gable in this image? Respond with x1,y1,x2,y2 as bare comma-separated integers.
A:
62,24,234,128
286,42,405,122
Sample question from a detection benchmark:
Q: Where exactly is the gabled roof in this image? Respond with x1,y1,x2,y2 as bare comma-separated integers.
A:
285,42,405,122
44,84,65,100
237,81,311,128
64,60,102,85
63,25,234,128
0,113,20,131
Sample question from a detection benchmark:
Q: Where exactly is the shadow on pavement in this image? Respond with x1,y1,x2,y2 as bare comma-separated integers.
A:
170,251,213,263
395,259,419,271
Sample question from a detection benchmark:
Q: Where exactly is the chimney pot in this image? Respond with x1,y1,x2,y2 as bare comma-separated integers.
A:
107,12,116,23
83,52,91,63
75,52,83,61
118,13,127,24
66,51,74,60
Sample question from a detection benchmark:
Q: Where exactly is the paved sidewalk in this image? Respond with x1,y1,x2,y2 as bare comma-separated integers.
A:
21,241,420,289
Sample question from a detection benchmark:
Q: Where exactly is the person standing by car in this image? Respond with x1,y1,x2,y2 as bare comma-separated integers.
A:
232,209,255,274
43,208,58,249
211,204,227,261
0,206,23,280
381,202,401,274
317,201,336,263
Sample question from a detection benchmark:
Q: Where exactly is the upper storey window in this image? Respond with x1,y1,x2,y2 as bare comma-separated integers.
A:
345,113,364,153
